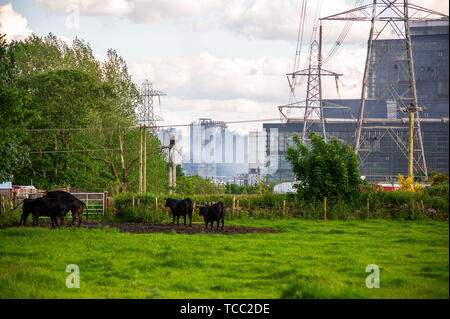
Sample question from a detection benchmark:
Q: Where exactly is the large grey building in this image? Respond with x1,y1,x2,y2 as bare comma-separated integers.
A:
264,20,449,183
183,118,248,181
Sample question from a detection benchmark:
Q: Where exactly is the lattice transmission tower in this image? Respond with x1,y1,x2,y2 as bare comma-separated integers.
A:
278,24,344,143
137,79,166,128
321,0,448,179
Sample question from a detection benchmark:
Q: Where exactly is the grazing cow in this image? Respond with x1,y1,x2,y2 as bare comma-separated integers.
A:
198,201,225,230
20,197,69,228
45,190,86,227
164,198,193,226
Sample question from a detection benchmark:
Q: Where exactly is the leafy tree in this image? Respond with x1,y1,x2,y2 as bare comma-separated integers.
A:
0,33,33,181
7,33,168,194
285,131,363,202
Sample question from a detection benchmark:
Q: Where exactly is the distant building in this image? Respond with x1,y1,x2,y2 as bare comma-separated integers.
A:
183,118,248,181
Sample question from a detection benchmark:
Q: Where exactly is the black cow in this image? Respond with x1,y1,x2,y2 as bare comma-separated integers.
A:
20,197,69,228
164,198,193,226
45,190,86,227
198,201,225,230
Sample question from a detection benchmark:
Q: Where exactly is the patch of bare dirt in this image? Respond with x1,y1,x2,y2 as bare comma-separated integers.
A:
1,220,281,235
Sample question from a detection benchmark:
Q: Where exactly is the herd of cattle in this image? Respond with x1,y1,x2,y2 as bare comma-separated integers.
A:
15,191,226,230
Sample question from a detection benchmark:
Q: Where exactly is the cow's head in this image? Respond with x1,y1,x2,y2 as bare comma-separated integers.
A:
198,206,206,217
164,198,172,207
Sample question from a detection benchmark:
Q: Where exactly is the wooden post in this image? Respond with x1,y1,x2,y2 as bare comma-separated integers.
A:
324,197,327,220
139,125,143,193
283,200,286,218
420,200,425,215
155,197,158,211
13,189,18,208
366,197,370,219
143,126,147,193
104,191,108,215
237,200,240,217
232,195,236,217
132,194,135,208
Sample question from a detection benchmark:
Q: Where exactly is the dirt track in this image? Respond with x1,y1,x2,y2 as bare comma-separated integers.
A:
1,220,281,235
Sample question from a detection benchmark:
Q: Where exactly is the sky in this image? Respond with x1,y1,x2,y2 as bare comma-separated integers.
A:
1,0,448,138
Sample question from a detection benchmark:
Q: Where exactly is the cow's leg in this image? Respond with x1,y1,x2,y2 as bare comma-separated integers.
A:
60,215,64,228
217,219,220,230
177,215,180,225
20,212,29,226
70,210,76,226
172,214,175,225
77,211,83,227
210,221,213,230
183,214,186,226
189,213,192,227
204,221,208,229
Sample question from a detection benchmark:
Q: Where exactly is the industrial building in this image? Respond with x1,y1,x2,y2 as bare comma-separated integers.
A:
264,20,449,183
182,118,248,181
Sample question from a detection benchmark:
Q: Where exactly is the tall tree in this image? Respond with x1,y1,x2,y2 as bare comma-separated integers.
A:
286,131,363,202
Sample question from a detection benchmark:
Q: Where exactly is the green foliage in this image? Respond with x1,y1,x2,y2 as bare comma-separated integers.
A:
2,33,168,194
0,33,34,181
112,188,448,222
286,131,363,203
427,171,449,187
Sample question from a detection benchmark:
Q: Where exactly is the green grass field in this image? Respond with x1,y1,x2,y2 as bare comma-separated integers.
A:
0,219,448,299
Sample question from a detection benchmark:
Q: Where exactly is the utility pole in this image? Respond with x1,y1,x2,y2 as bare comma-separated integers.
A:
139,125,143,193
168,134,176,194
143,125,147,193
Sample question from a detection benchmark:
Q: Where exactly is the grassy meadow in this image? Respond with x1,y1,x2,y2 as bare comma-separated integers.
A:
0,219,448,299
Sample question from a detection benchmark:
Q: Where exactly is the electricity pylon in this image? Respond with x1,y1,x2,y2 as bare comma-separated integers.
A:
321,0,448,179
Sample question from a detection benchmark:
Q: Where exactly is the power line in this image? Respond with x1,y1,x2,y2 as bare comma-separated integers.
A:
22,118,283,132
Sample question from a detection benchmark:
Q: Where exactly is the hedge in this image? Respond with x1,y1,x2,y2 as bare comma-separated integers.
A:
113,187,448,222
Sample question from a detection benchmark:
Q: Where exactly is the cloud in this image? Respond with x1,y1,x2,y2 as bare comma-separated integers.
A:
34,0,448,41
0,3,33,41
128,49,368,131
35,0,134,16
129,53,291,103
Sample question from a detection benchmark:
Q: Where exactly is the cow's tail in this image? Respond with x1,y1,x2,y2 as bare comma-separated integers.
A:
187,198,193,216
219,201,224,216
9,199,26,213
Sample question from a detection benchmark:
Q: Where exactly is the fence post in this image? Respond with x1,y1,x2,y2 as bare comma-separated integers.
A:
283,200,286,218
366,197,370,219
237,200,240,217
324,197,327,220
420,199,425,215
232,195,236,217
104,191,108,216
132,194,135,208
156,197,158,211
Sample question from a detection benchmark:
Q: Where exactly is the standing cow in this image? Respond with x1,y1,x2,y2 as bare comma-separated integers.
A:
45,190,86,227
198,201,225,230
164,198,193,226
20,197,69,228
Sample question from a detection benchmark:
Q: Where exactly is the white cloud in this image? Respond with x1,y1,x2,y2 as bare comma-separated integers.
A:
129,53,291,103
34,0,448,41
0,3,33,41
35,0,134,16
